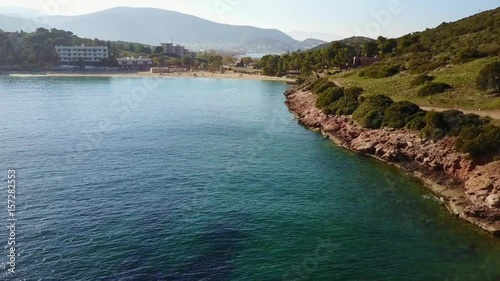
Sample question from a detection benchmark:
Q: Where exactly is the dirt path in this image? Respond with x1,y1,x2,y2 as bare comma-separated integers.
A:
331,79,500,121
420,107,500,120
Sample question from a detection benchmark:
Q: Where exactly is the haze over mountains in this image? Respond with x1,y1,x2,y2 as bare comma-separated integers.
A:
0,6,326,53
286,31,343,42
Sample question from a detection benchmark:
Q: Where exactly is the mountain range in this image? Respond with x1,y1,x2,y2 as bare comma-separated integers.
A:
0,6,327,53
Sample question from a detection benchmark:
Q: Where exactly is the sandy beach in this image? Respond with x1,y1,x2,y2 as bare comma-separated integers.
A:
8,71,296,83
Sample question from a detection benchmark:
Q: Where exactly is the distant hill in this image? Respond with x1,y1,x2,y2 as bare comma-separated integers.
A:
0,14,44,32
312,36,376,51
286,30,342,42
300,38,328,49
0,7,326,53
0,6,44,19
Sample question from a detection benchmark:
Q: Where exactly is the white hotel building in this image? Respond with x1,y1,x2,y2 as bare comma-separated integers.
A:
117,57,153,71
55,45,109,63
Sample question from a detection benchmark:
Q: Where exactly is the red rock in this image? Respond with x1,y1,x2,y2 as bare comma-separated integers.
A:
285,88,500,234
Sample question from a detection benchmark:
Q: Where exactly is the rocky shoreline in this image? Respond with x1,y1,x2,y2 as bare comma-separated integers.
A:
284,84,500,236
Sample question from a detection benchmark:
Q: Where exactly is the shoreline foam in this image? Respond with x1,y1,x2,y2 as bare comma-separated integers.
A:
6,71,296,83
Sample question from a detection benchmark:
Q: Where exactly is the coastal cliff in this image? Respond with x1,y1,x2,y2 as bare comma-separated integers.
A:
285,84,500,235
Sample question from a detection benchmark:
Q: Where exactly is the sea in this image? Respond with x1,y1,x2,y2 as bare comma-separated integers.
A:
0,75,499,280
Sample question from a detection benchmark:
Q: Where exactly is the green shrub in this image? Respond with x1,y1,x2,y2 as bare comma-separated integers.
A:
325,87,364,116
406,112,427,131
455,124,500,158
417,82,452,97
358,64,401,78
419,111,447,140
476,61,500,92
311,78,334,94
424,111,446,127
378,64,401,78
296,76,306,84
441,110,489,136
420,126,447,140
312,82,336,95
410,61,447,73
344,87,364,100
329,97,360,116
383,101,423,128
352,94,394,128
310,77,327,88
410,74,435,86
316,87,344,109
457,47,486,61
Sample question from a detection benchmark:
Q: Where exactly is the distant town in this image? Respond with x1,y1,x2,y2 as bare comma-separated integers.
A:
53,41,380,77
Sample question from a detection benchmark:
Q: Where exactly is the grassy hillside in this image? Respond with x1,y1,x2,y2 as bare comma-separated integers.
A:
334,57,500,110
323,7,500,112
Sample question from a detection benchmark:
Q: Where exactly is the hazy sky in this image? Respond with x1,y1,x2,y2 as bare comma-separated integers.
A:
1,0,499,39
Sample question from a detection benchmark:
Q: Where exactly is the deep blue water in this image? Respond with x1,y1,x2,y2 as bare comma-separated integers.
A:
0,76,499,281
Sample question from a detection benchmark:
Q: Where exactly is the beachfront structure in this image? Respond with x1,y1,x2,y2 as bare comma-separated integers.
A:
352,56,380,67
161,43,196,58
117,57,153,71
55,45,108,63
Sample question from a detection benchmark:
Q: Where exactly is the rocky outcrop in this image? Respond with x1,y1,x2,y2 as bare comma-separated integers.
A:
285,88,500,235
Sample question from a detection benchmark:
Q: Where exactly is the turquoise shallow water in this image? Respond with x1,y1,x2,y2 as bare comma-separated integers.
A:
0,76,499,281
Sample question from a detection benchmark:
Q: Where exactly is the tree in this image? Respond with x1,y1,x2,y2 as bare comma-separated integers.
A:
334,48,349,67
153,46,164,54
182,56,193,68
208,55,223,71
260,55,280,76
476,61,500,92
379,38,397,54
362,41,378,57
138,45,152,54
241,57,253,66
152,56,164,66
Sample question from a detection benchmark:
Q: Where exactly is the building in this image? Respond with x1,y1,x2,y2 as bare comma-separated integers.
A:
161,43,196,58
55,44,108,64
352,56,380,67
117,57,153,71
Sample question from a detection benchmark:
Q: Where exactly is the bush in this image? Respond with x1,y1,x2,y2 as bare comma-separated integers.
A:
417,82,452,97
358,64,401,78
476,61,500,92
311,78,333,94
419,111,447,140
457,47,486,62
455,124,500,158
417,110,491,142
316,87,344,109
352,94,394,128
313,82,336,95
383,101,423,128
420,126,447,141
410,74,435,86
441,110,489,136
296,76,306,84
406,112,427,131
329,97,360,116
378,64,401,78
325,87,364,116
344,87,364,100
411,61,447,73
